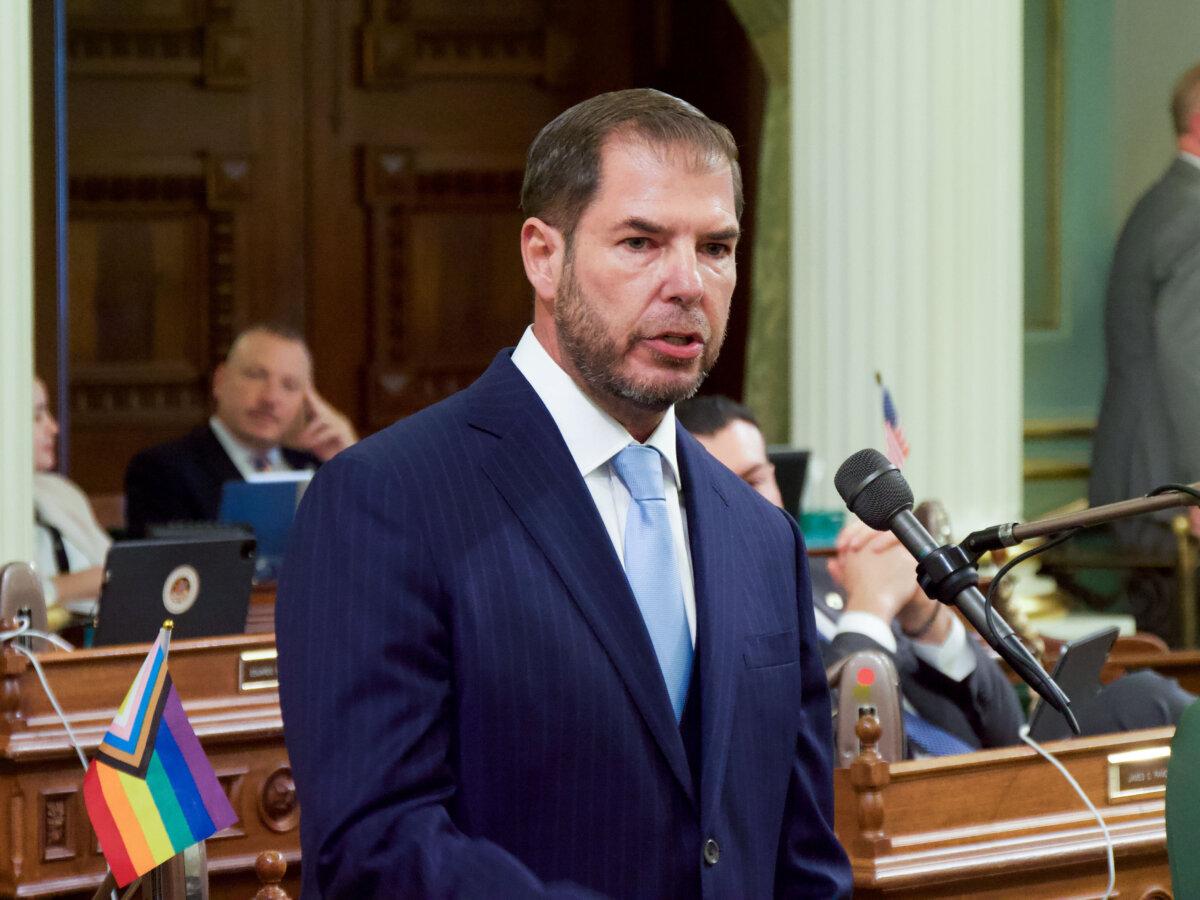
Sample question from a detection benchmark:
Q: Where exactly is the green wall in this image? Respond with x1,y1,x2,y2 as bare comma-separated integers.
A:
1022,0,1114,517
1022,1,1200,517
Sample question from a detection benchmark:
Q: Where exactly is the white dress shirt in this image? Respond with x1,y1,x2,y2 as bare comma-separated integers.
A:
816,602,976,682
1181,151,1200,172
511,327,697,645
209,416,294,480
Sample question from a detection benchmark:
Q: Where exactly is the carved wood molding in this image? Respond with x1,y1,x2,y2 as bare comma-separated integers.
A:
67,0,249,88
359,0,573,88
70,363,207,426
363,148,523,210
68,156,251,420
361,147,524,423
69,173,207,212
39,790,77,863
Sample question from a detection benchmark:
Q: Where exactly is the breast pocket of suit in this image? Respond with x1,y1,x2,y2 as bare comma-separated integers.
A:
743,629,799,670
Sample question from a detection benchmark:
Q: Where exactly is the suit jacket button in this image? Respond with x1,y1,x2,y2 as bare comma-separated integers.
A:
703,838,720,866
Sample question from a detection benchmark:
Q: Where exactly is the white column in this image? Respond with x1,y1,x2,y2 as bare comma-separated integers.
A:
790,0,1024,532
0,4,35,563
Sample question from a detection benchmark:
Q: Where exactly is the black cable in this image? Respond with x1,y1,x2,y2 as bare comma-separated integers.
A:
1147,483,1200,503
983,527,1081,648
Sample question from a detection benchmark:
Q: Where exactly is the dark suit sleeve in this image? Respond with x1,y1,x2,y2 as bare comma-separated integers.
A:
124,449,187,538
827,628,1023,749
1153,237,1200,478
275,450,602,898
774,514,853,898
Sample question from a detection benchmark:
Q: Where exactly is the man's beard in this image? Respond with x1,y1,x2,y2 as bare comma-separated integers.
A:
554,265,724,412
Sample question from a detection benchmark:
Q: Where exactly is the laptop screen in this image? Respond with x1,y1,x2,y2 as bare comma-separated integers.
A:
218,472,312,582
91,536,256,647
767,447,810,519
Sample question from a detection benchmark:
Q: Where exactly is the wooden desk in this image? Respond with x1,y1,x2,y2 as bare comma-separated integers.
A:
835,718,1174,898
0,634,299,898
246,583,277,635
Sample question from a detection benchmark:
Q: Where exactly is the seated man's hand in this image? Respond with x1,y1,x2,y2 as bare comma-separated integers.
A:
288,387,359,462
828,520,921,624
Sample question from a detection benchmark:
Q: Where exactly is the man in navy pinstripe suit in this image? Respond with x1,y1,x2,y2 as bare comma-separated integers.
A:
277,89,851,898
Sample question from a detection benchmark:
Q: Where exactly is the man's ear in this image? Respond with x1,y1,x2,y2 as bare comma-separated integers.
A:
211,362,227,402
520,217,565,307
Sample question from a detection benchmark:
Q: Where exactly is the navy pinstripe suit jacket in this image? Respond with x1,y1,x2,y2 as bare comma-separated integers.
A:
276,351,851,898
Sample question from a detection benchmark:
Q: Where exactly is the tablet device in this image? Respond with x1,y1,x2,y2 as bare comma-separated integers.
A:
90,535,256,647
218,471,312,581
1026,626,1120,742
767,447,810,518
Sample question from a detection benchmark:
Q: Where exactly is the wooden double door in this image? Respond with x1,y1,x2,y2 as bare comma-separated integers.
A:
33,0,763,493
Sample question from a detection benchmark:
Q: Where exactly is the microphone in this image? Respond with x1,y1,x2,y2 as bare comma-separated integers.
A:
834,449,1079,734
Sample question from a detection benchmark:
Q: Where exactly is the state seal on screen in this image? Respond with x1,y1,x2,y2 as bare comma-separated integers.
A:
162,565,200,615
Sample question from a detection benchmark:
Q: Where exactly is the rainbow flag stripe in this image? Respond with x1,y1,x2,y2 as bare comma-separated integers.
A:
83,628,237,887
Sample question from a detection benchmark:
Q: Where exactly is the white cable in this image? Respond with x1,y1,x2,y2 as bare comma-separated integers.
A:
2,618,89,771
1019,724,1115,899
2,619,118,899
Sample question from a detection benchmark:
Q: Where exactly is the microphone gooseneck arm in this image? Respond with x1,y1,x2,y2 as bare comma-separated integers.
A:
961,481,1200,557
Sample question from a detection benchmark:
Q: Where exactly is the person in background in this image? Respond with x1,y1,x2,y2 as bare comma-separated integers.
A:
123,324,358,537
33,378,110,625
678,394,1195,755
1090,61,1200,643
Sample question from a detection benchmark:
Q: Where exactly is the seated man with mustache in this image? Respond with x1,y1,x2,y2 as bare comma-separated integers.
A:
123,324,357,537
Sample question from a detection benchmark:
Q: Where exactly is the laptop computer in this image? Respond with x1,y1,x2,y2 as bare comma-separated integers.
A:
218,471,312,582
767,447,811,518
90,535,256,647
1026,626,1120,741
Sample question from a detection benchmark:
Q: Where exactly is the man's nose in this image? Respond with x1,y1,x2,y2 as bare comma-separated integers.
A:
259,381,283,408
663,246,704,304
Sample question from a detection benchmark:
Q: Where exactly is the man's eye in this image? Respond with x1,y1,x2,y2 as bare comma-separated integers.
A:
703,242,732,257
623,237,651,251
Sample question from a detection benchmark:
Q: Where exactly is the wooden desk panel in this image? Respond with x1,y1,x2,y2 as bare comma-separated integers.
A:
1105,649,1200,696
835,721,1174,898
0,634,300,898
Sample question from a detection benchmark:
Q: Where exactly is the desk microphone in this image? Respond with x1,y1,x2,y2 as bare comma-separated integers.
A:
834,449,1078,733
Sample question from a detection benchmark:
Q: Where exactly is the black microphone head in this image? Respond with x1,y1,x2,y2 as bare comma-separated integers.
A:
834,449,915,530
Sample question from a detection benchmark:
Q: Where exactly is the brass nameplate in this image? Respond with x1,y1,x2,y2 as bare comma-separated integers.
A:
1107,746,1170,802
238,649,279,692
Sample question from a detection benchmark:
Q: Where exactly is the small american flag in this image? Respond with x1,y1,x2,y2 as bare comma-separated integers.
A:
877,372,910,468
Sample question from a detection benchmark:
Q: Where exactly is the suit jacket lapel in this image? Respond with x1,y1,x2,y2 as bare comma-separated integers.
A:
467,354,696,806
677,429,744,821
198,425,245,517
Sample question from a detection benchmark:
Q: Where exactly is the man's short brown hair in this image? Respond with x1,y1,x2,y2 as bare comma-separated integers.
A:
520,88,743,241
1172,62,1200,136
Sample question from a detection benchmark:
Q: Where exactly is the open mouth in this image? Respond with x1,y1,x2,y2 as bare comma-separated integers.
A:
644,332,705,360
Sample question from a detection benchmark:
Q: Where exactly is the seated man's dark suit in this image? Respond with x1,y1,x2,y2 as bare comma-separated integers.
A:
275,351,852,899
811,560,1194,752
809,560,1023,750
123,423,319,537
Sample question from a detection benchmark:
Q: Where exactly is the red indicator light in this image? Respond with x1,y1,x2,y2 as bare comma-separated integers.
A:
855,667,875,687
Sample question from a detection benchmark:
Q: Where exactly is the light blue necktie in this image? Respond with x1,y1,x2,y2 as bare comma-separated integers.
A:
611,444,694,721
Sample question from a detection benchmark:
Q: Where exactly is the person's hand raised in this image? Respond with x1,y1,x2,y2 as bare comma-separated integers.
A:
827,519,921,626
288,387,358,462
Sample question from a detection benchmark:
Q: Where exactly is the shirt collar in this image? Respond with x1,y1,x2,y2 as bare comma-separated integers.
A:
510,326,682,489
1180,151,1200,172
209,415,281,476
